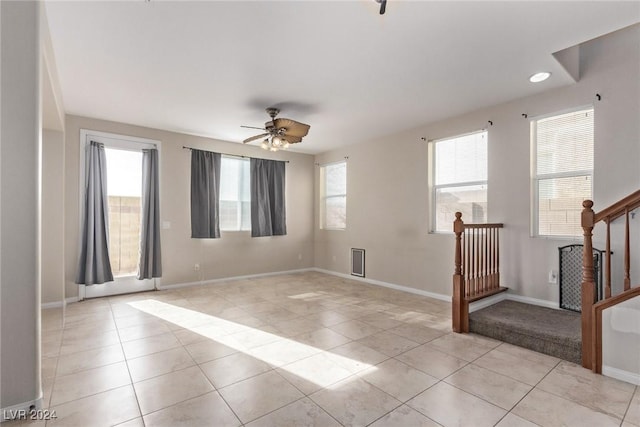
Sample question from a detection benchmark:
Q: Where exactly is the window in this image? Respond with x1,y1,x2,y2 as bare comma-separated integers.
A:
320,161,347,229
532,107,594,237
219,156,251,231
431,130,488,232
105,148,143,277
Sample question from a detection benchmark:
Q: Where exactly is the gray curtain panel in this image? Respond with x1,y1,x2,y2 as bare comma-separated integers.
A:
191,149,222,238
138,148,162,280
76,141,114,285
250,158,287,237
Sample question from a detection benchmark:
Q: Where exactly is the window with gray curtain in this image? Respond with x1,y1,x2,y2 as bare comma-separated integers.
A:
191,149,222,238
250,158,286,237
76,141,114,285
138,148,162,279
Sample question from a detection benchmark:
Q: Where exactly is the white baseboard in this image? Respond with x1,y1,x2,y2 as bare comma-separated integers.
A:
41,296,79,309
56,268,560,314
506,293,560,310
312,269,563,310
469,293,559,313
602,365,640,386
312,268,451,302
1,397,42,422
469,292,508,313
157,268,315,291
41,301,62,309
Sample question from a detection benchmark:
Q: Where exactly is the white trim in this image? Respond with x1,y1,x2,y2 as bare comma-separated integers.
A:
318,159,348,168
41,301,62,309
41,296,79,309
528,104,595,122
430,128,489,144
1,397,43,422
80,129,160,150
78,129,161,299
469,292,508,313
313,268,451,302
506,293,561,310
471,291,561,313
602,365,640,386
64,267,565,315
157,268,315,291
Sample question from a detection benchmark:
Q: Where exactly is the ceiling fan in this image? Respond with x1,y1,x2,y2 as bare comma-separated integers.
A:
241,108,310,151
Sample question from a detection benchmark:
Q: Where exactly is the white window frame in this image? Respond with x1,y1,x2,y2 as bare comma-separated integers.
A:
320,160,347,230
530,106,594,238
219,155,251,232
78,129,161,299
429,130,488,233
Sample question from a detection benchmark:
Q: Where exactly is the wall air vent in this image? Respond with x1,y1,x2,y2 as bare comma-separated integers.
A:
351,248,365,277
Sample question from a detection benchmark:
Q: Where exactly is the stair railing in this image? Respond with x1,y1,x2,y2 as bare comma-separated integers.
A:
581,190,640,372
453,212,506,333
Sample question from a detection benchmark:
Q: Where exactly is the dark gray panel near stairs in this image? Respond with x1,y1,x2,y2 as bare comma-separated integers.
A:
469,300,581,364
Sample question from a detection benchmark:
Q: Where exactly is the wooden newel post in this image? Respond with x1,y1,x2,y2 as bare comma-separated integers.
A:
452,212,467,332
581,200,596,369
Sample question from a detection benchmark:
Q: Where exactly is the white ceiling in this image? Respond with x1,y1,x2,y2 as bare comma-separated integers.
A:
44,1,640,154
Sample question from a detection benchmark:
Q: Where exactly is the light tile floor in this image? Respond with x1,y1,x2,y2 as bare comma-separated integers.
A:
7,271,640,426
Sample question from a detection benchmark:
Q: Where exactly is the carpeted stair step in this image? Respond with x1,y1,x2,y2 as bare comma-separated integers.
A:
469,300,582,364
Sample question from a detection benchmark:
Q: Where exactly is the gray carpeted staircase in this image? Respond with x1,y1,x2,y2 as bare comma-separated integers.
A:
469,300,582,364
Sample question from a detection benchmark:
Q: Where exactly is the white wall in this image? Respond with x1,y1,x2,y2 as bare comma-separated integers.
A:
63,115,316,299
0,0,42,412
41,129,65,305
314,24,640,302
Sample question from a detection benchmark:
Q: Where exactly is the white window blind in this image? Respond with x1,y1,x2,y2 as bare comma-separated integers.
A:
532,107,594,237
219,156,251,231
320,161,346,230
432,130,488,232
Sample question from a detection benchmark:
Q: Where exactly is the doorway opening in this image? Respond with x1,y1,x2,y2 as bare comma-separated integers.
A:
78,130,160,299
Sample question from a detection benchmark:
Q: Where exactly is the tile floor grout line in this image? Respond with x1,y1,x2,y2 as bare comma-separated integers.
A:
440,375,516,413
619,385,639,424
238,371,342,426
532,360,631,421
110,299,145,425
503,357,567,426
40,272,635,426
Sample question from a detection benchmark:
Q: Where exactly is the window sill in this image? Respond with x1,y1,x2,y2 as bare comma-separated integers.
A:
532,234,583,241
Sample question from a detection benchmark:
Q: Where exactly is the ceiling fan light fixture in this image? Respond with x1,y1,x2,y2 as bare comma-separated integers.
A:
260,135,290,152
243,107,310,151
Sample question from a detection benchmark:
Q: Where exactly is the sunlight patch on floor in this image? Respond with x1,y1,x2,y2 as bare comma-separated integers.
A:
287,292,327,300
127,299,376,386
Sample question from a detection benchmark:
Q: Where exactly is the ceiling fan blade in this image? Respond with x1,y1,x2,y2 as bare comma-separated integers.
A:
241,125,267,131
379,0,386,14
281,135,303,144
243,133,269,144
273,118,310,138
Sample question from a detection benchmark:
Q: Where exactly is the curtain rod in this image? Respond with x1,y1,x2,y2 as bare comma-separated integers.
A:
182,146,290,163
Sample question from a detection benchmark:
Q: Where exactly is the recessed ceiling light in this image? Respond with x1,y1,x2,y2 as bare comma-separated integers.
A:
529,72,551,83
